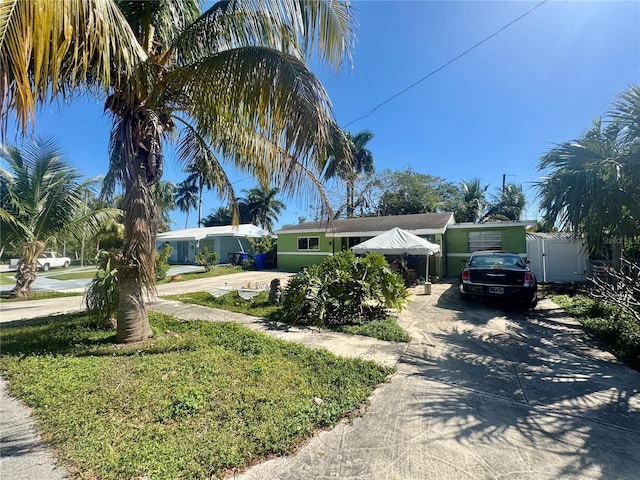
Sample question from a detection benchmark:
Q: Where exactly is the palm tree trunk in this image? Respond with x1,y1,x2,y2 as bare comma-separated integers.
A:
11,260,39,297
116,273,152,342
116,174,156,343
198,180,203,227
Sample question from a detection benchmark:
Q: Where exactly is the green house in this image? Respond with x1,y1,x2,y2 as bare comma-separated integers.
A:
276,213,535,278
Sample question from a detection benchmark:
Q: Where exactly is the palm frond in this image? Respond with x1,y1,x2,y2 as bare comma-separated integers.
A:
0,0,147,137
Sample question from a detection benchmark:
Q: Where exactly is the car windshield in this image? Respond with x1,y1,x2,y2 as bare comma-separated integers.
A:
469,253,525,269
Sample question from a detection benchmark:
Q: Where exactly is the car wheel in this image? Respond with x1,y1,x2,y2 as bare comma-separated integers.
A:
42,263,50,272
63,261,70,268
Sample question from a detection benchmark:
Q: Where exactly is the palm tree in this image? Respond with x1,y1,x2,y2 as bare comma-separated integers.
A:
175,180,199,229
0,137,118,297
153,180,177,232
483,183,525,222
2,0,354,343
237,186,285,232
324,130,375,218
538,117,637,258
458,178,488,222
202,206,234,227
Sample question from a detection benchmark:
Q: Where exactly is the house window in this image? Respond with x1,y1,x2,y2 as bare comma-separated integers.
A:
297,236,320,251
468,231,502,252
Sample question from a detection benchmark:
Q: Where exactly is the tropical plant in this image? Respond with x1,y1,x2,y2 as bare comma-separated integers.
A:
538,105,639,258
279,250,409,326
248,235,275,254
85,250,120,329
2,0,354,342
237,186,285,232
174,179,199,229
483,183,526,222
458,178,488,222
154,243,173,280
193,247,219,272
324,130,375,218
0,137,118,297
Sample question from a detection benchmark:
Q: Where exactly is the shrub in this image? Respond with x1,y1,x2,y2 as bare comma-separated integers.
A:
279,250,409,327
194,247,219,272
248,235,275,254
155,243,173,280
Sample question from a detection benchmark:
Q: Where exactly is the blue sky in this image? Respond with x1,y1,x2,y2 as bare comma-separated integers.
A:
5,0,639,229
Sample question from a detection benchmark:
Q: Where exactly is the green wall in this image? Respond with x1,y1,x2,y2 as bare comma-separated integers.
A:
445,225,528,276
276,231,339,271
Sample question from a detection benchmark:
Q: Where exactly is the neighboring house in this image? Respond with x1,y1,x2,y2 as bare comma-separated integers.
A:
526,232,589,283
276,213,537,278
156,224,274,264
445,221,536,277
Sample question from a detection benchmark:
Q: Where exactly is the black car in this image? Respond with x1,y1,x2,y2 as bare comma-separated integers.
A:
459,251,537,306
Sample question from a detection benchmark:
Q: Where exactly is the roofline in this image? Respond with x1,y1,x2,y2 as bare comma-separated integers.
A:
448,220,536,229
327,228,445,238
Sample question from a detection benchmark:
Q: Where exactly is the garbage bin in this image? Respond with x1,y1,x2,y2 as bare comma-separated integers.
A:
228,252,241,265
239,252,249,263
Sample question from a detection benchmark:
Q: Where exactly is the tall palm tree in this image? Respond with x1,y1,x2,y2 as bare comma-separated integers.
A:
324,129,375,218
175,179,199,229
483,183,525,222
2,0,354,343
152,180,177,232
202,206,234,227
537,117,637,257
458,178,488,222
0,137,119,297
237,186,285,232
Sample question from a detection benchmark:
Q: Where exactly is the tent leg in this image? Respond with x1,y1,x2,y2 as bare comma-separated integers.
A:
424,255,431,295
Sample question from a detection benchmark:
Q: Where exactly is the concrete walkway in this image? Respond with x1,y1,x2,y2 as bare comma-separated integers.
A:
1,277,639,479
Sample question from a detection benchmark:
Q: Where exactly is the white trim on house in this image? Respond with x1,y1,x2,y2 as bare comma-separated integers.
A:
327,228,445,237
278,251,333,256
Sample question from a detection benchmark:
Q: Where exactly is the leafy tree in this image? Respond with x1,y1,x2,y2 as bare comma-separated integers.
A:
237,186,285,232
457,178,488,222
483,183,526,222
175,179,199,229
194,247,219,272
0,137,118,297
324,130,375,218
2,0,355,342
373,168,461,216
538,101,639,257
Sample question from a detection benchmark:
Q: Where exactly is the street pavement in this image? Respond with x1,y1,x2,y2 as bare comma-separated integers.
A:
1,274,639,479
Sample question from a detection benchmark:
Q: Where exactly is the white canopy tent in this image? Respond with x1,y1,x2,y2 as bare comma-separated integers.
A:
351,227,440,283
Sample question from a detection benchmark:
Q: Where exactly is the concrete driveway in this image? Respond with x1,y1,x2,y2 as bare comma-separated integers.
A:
238,282,640,480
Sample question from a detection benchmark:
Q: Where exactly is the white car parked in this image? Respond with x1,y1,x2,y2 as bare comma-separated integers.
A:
9,251,72,271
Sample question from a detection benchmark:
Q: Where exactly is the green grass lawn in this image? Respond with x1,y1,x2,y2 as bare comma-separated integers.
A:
0,312,393,480
163,290,411,343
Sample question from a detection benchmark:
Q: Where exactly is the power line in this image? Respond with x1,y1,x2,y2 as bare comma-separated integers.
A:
343,0,549,128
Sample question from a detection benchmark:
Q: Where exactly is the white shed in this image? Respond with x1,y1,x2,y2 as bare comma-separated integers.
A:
526,233,589,283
